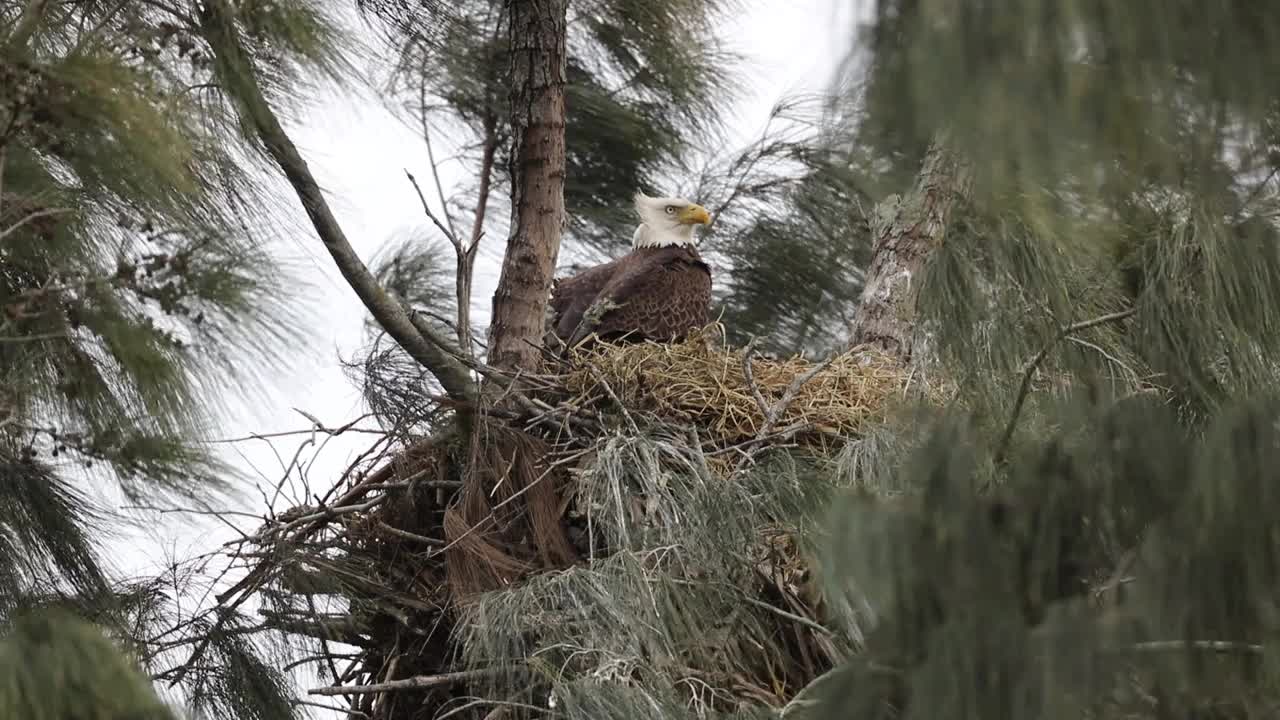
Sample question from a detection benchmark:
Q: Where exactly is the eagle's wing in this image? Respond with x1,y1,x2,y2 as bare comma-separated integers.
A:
550,258,624,341
566,250,711,348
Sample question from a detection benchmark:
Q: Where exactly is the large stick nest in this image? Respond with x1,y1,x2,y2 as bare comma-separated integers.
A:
241,325,940,719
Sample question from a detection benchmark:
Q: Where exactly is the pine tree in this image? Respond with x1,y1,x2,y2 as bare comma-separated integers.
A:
351,0,874,369
0,2,355,716
126,2,1280,720
162,3,848,719
789,3,1280,718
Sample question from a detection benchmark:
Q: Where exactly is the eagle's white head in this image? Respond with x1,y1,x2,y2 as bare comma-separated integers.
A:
631,192,712,248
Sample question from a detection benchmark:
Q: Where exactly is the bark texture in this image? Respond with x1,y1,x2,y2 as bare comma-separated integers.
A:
851,139,973,361
485,0,569,373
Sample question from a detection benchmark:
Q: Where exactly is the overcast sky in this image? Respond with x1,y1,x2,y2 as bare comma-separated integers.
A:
104,0,865,713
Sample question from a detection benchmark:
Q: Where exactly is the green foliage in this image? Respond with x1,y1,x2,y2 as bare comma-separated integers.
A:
454,429,860,716
698,97,883,355
0,1,341,499
0,609,175,720
94,578,305,720
801,390,1280,719
861,1,1280,202
351,232,461,435
179,618,300,720
5,582,305,719
771,7,1280,715
359,0,741,256
0,3,354,718
0,459,106,614
824,0,1280,420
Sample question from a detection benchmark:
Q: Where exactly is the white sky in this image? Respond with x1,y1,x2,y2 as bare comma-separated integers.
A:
100,1,867,715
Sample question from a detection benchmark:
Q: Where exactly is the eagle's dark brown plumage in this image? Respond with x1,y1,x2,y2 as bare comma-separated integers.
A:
551,245,711,347
550,192,714,349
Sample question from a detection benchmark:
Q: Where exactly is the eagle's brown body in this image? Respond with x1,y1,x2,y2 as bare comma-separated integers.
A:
550,244,712,348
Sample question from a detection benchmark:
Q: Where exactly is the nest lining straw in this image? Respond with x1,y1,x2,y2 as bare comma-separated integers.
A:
559,325,921,446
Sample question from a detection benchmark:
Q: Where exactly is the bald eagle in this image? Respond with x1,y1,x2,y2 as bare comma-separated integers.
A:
551,192,713,349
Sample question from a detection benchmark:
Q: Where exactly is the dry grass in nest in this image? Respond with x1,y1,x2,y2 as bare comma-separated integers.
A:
559,324,927,447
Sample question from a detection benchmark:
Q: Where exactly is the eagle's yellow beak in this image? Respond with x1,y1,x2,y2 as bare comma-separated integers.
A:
678,204,712,226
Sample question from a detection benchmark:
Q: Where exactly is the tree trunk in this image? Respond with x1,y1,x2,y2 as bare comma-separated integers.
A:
485,0,569,373
851,138,973,362
442,0,576,603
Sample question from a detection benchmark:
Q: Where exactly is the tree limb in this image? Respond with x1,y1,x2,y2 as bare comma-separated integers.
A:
7,0,51,49
309,668,503,696
456,111,499,358
994,307,1137,465
198,1,476,406
417,82,461,243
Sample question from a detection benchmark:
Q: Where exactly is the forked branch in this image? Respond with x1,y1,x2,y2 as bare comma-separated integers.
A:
199,0,476,405
458,111,500,358
994,307,1138,465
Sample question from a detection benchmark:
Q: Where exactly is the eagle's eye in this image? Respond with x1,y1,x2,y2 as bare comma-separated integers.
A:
665,205,677,215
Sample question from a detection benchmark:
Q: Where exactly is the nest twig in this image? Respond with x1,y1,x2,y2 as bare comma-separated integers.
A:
557,324,933,450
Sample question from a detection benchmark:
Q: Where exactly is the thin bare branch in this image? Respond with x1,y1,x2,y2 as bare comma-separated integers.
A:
418,80,461,242
309,668,503,696
741,337,770,418
453,111,498,359
405,169,459,246
7,0,52,48
0,207,74,243
375,520,445,547
995,307,1138,465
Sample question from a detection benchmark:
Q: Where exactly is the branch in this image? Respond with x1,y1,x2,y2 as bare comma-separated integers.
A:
417,88,460,243
0,207,74,243
735,339,835,472
455,111,499,359
295,700,368,719
1126,640,1263,655
994,307,1137,465
741,338,770,418
405,170,458,246
309,668,502,696
375,520,444,547
403,162,482,359
7,0,51,49
198,1,476,407
737,591,834,638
